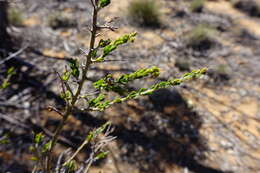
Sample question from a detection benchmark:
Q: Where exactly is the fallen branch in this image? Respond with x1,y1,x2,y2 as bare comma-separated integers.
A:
0,45,28,65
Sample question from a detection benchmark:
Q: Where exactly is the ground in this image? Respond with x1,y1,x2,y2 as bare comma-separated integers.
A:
0,0,260,173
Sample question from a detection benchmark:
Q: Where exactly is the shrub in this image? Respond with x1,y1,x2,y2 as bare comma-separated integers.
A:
8,7,24,26
186,24,217,51
127,0,161,27
232,0,260,17
48,12,77,29
175,59,190,71
22,0,207,172
190,0,205,13
208,64,230,83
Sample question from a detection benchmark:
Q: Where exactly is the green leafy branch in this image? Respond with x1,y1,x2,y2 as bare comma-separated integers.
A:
93,66,160,94
89,68,207,111
93,32,137,62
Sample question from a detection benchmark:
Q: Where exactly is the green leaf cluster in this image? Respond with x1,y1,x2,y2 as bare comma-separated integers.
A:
64,160,76,172
67,58,80,79
61,58,80,82
86,122,111,142
95,151,109,160
34,132,44,144
93,66,160,95
32,132,53,155
89,68,207,111
93,33,137,62
60,90,72,101
0,67,15,90
98,0,111,8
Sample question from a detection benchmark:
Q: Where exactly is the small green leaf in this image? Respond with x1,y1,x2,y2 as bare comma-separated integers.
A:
60,90,71,100
98,39,111,47
0,81,10,89
29,146,35,152
67,58,80,79
30,156,38,161
91,49,98,58
61,71,71,81
95,151,109,160
0,135,9,144
103,44,117,57
7,67,15,75
64,160,76,172
41,141,52,153
89,94,105,107
100,33,137,59
86,132,94,141
98,0,110,8
34,133,44,144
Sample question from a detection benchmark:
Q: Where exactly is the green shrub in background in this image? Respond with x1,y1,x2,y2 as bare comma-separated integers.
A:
15,0,207,172
186,24,217,51
8,7,24,26
127,0,161,27
48,12,77,29
175,59,191,71
190,0,205,13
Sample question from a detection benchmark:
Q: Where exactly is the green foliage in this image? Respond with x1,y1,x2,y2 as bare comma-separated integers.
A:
64,160,76,172
8,7,24,26
48,12,76,30
127,0,161,27
209,64,230,82
67,58,80,79
28,1,207,172
90,68,207,111
175,59,190,71
93,66,160,94
98,39,111,48
95,151,109,160
0,134,10,145
61,71,71,81
34,132,44,144
0,67,15,90
186,24,217,50
98,0,111,8
60,90,72,101
86,122,111,142
94,33,137,62
190,0,205,13
41,141,52,153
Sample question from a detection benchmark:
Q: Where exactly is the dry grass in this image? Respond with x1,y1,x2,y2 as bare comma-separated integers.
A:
8,8,24,27
127,0,161,27
190,0,205,13
186,24,218,51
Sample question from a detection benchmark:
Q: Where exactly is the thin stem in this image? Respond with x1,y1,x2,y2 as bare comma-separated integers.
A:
63,138,90,166
45,4,99,173
84,153,94,173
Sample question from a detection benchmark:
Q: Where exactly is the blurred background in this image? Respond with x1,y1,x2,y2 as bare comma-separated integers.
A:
0,0,260,172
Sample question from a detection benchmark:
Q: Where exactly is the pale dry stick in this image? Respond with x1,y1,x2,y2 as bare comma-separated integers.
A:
64,123,115,168
82,126,116,173
0,45,28,65
63,137,91,166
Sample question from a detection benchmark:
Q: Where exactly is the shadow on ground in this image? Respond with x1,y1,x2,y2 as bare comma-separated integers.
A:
0,58,229,173
73,89,230,173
